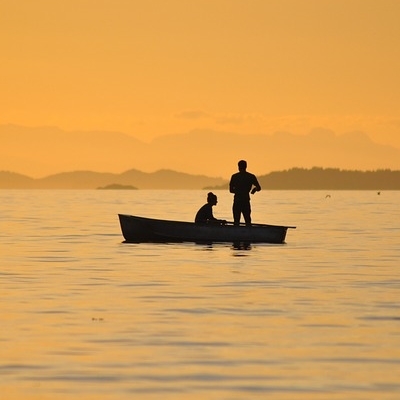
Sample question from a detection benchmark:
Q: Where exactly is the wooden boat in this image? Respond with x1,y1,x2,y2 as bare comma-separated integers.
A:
118,214,296,244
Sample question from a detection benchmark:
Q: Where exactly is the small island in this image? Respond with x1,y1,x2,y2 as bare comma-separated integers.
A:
96,184,138,190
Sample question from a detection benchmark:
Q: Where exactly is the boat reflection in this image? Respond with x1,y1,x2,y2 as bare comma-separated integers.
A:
232,241,252,250
194,241,253,250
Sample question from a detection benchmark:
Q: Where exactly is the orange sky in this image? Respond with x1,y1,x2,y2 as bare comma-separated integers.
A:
2,0,400,149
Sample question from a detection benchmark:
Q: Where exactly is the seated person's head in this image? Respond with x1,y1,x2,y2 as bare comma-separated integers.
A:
207,192,218,205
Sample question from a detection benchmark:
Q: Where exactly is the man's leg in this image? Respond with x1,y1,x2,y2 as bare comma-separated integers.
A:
242,202,252,226
232,201,241,225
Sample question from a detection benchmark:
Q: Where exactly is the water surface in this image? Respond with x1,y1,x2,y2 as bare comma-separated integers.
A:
1,190,399,399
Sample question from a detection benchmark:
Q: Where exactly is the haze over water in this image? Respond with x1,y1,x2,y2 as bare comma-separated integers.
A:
1,189,399,399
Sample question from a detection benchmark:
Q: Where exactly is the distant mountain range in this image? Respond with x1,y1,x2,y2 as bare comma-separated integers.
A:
1,124,400,179
0,169,226,189
1,167,399,190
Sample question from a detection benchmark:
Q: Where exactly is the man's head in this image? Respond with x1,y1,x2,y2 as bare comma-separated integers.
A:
238,160,247,171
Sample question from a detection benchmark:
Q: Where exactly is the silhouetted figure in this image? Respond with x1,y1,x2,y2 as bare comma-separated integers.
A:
195,192,227,225
229,160,261,226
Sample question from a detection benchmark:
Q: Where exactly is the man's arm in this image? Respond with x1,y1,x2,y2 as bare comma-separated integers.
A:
251,175,261,194
229,176,236,194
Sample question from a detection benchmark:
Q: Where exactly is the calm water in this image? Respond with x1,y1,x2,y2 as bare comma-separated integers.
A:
1,190,399,400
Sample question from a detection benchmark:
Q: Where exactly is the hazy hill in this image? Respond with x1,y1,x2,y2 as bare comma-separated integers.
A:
2,167,400,190
0,171,35,188
0,169,226,189
1,124,400,179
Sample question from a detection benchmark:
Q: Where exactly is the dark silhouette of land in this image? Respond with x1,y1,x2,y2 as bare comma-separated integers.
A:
97,184,138,190
1,167,400,190
211,167,400,190
264,168,400,190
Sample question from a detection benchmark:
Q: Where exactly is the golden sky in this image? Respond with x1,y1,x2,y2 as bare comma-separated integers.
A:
2,0,400,148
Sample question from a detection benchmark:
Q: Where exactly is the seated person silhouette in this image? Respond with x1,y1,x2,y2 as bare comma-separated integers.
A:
195,192,227,225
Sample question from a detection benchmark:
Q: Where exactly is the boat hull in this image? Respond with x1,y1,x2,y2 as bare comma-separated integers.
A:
118,214,295,244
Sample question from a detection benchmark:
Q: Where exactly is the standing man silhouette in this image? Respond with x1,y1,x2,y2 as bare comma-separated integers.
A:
229,160,261,226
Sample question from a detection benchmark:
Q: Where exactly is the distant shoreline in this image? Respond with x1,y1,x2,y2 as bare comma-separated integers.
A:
1,167,400,190
97,184,138,190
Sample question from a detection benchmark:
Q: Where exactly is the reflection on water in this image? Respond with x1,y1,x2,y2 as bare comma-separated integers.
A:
232,241,252,251
0,190,399,399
